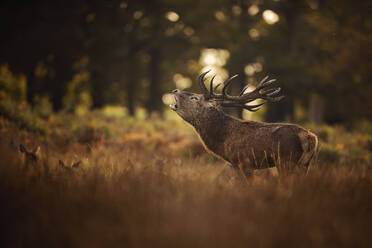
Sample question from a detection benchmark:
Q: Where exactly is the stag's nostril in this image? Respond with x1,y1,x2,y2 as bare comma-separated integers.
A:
172,89,180,94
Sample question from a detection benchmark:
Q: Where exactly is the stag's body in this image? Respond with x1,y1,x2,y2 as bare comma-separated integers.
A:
171,71,318,178
192,107,317,173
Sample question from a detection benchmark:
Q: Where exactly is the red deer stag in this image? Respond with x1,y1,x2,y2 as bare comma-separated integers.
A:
170,71,318,181
19,144,40,167
59,160,81,171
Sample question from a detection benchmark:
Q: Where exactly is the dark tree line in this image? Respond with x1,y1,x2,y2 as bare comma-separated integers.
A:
1,0,371,123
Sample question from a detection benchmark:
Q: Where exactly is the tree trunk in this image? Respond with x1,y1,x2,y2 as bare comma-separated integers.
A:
51,57,72,111
91,70,105,108
26,68,35,105
265,0,300,122
308,93,324,124
126,50,137,116
146,47,163,115
265,99,294,122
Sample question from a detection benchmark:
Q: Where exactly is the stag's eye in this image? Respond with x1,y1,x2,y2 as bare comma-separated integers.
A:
190,96,199,101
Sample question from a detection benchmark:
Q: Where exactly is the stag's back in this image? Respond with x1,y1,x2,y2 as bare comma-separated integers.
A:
209,117,318,171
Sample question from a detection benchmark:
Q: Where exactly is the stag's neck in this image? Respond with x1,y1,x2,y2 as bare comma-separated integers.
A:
191,109,233,152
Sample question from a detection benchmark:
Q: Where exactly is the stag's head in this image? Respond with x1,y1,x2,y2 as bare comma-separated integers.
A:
170,70,284,124
169,88,214,124
19,144,40,166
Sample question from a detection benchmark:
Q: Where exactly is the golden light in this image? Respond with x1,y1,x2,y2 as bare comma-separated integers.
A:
232,5,242,16
242,85,261,120
215,11,226,22
241,85,255,97
165,11,179,22
203,53,217,65
133,11,143,20
242,84,265,121
249,28,260,40
199,67,229,91
120,2,127,8
262,10,279,25
173,74,192,89
173,73,182,82
198,49,230,90
244,64,255,76
247,77,256,85
200,49,230,67
183,27,194,36
244,62,263,76
253,62,263,72
248,5,259,16
162,93,175,105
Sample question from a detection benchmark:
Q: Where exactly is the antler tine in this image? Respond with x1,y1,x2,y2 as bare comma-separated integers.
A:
195,72,283,112
239,84,250,96
238,76,282,102
258,76,269,86
242,101,267,112
256,77,276,91
262,87,281,96
209,75,216,97
221,74,239,97
265,94,285,102
217,75,283,111
198,70,211,98
221,101,266,112
214,82,222,91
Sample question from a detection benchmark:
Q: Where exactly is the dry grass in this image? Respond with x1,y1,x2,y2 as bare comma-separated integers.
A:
0,116,371,248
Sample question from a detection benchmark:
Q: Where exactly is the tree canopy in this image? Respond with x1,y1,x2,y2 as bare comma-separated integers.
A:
1,0,370,123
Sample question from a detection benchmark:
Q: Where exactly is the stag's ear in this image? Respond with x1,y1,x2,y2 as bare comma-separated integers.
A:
33,146,40,155
72,161,81,168
19,144,27,153
59,160,65,167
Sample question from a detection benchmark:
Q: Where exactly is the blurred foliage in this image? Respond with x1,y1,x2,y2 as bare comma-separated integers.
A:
318,143,342,165
33,95,53,119
0,65,26,102
352,120,372,135
0,0,370,124
63,56,92,115
0,66,45,133
307,123,372,167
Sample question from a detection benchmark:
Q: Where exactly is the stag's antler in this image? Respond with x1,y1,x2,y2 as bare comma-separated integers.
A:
199,71,284,111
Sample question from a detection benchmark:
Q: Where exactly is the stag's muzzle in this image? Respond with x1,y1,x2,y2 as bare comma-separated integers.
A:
170,89,180,111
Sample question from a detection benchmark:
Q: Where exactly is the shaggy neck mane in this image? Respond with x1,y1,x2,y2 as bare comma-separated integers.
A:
191,108,232,153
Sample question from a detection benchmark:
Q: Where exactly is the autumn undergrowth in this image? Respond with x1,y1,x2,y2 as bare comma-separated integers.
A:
0,113,371,248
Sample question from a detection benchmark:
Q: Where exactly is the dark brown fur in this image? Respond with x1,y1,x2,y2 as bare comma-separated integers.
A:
171,90,318,177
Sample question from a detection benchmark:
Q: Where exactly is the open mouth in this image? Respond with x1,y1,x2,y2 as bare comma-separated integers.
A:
169,95,178,111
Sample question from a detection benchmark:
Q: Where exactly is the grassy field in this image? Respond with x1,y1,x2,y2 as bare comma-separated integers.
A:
0,110,372,248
